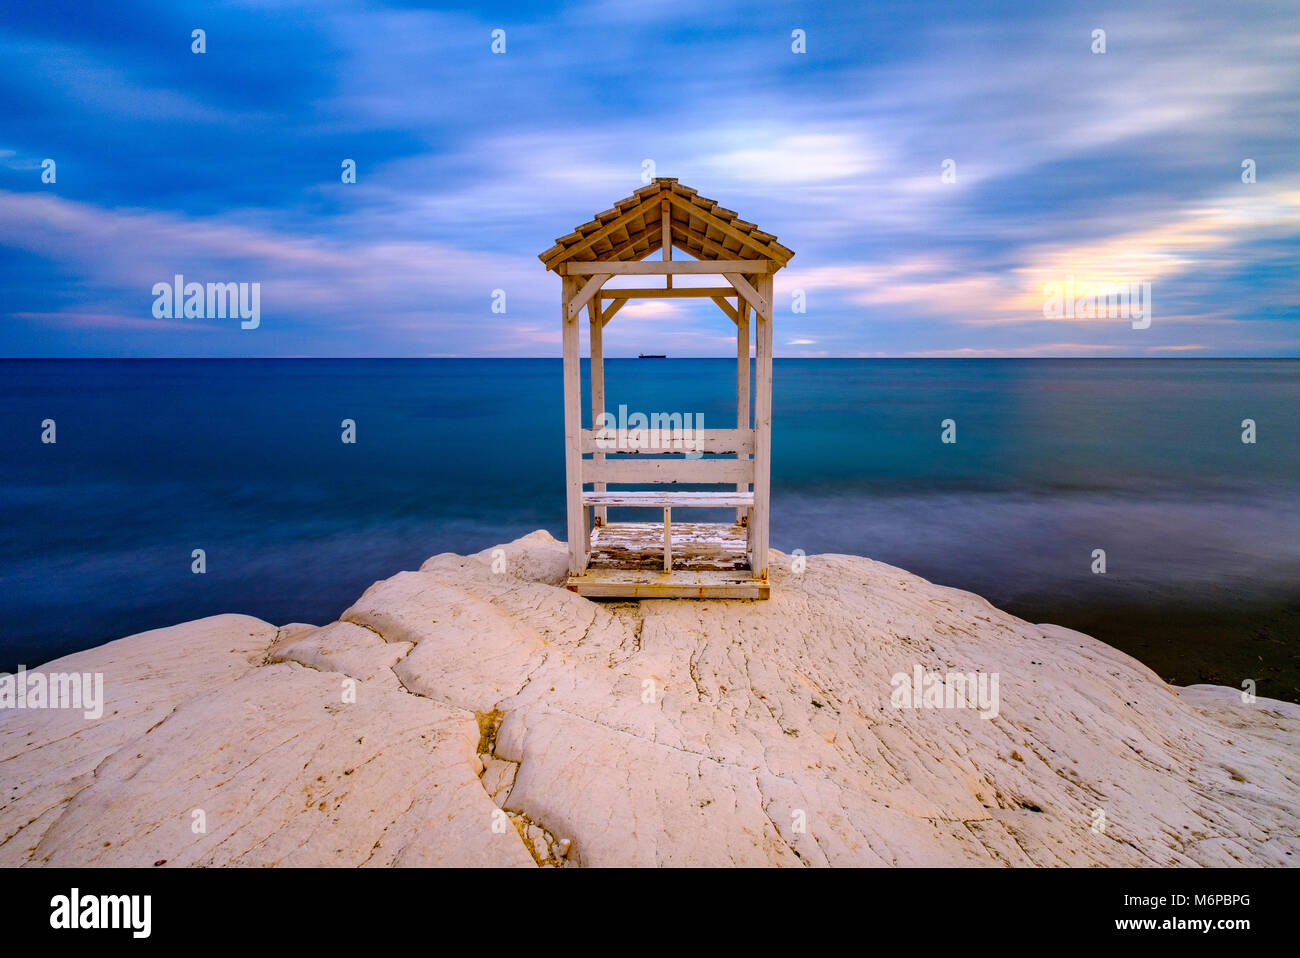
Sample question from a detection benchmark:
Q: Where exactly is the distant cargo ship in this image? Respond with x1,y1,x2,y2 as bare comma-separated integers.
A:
638,353,667,359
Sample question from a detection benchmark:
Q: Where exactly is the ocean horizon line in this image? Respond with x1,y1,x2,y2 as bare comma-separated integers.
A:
4,355,1298,362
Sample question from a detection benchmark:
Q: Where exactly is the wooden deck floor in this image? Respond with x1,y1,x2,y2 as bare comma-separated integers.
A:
567,521,768,599
588,521,749,571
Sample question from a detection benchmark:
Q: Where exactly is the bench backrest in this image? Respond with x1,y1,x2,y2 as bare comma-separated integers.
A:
581,428,753,486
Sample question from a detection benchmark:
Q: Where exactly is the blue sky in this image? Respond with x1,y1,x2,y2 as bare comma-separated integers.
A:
1,0,1297,357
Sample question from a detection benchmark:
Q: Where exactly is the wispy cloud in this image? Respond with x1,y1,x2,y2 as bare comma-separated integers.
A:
1,0,1296,356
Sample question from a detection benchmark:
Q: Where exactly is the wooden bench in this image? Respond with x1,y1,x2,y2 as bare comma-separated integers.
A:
581,490,754,571
579,429,756,573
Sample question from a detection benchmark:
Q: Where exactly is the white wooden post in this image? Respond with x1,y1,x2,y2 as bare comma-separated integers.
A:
562,277,587,575
751,273,774,580
663,506,672,571
735,298,750,524
588,296,606,526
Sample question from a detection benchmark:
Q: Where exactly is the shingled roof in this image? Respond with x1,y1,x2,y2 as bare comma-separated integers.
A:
539,178,794,271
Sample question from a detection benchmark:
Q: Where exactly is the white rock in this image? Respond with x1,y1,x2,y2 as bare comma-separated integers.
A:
2,532,1296,867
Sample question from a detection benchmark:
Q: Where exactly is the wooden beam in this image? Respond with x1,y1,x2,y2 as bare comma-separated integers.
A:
589,296,606,526
603,287,736,299
663,507,672,571
661,199,673,290
663,192,781,262
712,297,739,324
561,277,587,575
565,260,772,276
583,492,754,510
543,194,661,269
584,457,754,485
595,222,661,263
723,272,769,316
736,298,751,523
567,273,610,318
563,219,722,270
672,232,744,262
582,491,754,508
600,298,625,324
582,428,753,455
751,274,773,581
552,221,665,270
567,573,768,600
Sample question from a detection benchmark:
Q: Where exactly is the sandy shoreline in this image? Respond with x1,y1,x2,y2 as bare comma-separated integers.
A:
2,531,1297,867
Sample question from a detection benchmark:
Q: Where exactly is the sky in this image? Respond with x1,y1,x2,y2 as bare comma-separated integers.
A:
1,0,1297,358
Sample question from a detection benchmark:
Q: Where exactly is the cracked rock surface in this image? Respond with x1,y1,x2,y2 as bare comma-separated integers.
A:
2,530,1297,866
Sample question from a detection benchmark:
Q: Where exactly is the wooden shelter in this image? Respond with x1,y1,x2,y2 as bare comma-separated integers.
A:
540,178,793,599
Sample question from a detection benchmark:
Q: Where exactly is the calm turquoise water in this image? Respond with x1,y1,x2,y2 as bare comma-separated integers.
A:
2,359,1297,691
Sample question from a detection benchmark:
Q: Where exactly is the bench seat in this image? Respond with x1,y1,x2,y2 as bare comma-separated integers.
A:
582,490,754,509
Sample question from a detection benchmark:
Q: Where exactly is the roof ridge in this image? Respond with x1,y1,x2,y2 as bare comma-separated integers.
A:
539,181,793,270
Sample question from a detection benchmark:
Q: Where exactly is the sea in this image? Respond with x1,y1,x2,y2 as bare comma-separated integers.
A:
2,358,1297,699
